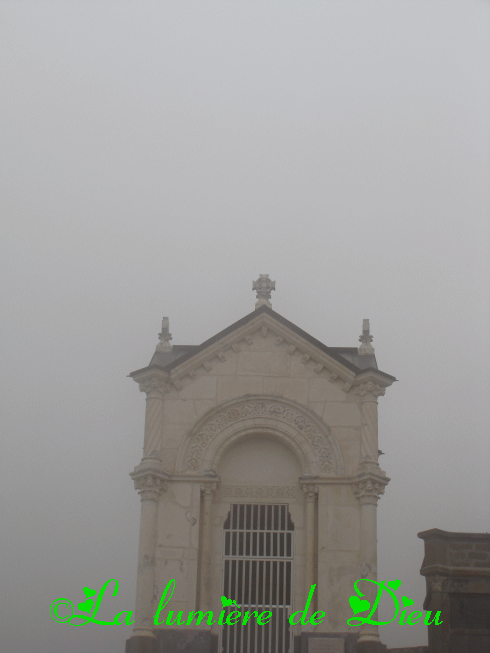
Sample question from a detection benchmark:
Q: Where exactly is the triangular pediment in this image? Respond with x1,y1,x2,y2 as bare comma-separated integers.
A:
130,306,396,393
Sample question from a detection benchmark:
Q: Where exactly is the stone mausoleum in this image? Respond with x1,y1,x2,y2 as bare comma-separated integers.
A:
125,276,396,653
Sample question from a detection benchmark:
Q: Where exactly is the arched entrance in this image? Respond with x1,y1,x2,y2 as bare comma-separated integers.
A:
175,395,345,650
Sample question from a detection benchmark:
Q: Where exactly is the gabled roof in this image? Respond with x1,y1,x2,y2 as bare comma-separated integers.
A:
130,305,396,383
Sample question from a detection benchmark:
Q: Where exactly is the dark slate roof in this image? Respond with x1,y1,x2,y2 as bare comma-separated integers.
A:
131,305,396,381
149,344,199,368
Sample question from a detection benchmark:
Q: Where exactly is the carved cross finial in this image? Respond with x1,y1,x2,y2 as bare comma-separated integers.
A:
358,318,374,355
252,274,275,309
156,317,173,353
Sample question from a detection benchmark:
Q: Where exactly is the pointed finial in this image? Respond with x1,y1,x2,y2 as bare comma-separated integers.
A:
156,317,173,352
358,319,374,355
252,274,275,309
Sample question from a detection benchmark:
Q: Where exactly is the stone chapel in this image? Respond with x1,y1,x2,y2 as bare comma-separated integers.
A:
125,276,396,653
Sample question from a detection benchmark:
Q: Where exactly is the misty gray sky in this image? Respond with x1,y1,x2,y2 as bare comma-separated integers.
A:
1,2,489,651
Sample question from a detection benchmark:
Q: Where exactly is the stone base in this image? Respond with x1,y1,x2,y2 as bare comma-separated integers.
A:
125,636,161,653
156,629,217,653
387,648,428,653
356,641,387,653
301,632,358,653
126,630,218,653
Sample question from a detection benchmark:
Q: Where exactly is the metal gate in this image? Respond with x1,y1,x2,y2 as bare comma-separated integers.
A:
220,503,294,653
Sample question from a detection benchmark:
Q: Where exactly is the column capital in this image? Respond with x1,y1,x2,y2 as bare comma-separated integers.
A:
137,373,170,398
354,476,389,505
301,483,319,501
201,481,219,497
130,459,168,501
353,380,385,400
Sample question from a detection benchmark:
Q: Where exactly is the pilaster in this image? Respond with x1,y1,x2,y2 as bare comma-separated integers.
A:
353,463,389,650
198,481,219,612
130,459,168,639
301,482,318,617
353,381,385,464
136,371,169,459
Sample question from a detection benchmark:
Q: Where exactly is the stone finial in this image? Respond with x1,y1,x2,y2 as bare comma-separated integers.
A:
358,318,374,355
156,317,173,353
252,274,275,309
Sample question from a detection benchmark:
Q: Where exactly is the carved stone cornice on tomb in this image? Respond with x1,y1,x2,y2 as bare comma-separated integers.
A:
130,458,168,501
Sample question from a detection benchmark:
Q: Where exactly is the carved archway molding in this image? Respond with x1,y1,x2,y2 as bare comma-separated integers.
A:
176,395,344,477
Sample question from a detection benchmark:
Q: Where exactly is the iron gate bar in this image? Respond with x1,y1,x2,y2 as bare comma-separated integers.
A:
220,503,294,653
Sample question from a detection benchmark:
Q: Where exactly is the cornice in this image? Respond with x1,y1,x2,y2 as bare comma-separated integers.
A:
352,371,395,393
420,564,490,579
162,315,360,395
131,471,371,486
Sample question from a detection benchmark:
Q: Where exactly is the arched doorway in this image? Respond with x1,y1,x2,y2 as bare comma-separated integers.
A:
217,435,299,653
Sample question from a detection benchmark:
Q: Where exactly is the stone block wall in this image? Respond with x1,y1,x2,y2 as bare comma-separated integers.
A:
418,528,490,653
446,538,490,569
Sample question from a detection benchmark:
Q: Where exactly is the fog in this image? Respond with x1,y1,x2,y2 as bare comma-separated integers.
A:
1,2,489,651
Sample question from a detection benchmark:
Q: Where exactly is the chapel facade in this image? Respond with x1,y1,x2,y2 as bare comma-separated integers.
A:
125,276,396,653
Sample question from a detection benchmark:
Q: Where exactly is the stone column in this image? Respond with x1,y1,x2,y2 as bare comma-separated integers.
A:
199,482,219,611
138,374,168,459
353,475,388,652
354,381,385,464
302,483,318,615
353,381,389,652
129,464,168,641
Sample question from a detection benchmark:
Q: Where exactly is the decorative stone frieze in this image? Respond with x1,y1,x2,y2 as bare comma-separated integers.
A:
185,398,337,474
221,485,297,498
